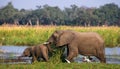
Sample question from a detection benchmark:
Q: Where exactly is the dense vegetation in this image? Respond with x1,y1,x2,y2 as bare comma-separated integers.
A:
0,2,120,26
0,26,119,47
0,26,120,69
0,62,120,69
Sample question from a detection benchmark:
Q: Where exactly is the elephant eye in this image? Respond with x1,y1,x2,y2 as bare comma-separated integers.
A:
53,36,57,41
52,35,56,39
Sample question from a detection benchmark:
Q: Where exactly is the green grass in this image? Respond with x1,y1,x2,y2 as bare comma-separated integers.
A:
0,26,120,47
0,62,120,69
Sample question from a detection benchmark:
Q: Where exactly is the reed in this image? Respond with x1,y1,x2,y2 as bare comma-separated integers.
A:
0,26,119,47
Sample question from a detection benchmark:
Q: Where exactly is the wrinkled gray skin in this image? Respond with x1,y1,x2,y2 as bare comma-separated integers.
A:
46,30,106,63
20,44,52,62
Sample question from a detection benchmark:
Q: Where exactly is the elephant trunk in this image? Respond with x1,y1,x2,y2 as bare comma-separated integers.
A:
46,44,53,52
43,42,53,52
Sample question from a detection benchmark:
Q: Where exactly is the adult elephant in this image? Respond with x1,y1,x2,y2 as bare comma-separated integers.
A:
44,30,106,63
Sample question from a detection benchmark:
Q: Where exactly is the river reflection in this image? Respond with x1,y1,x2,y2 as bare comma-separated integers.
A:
0,46,120,64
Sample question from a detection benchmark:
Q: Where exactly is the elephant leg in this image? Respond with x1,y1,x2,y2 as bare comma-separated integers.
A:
66,51,77,63
96,52,106,63
42,51,49,62
43,55,48,62
96,56,106,63
32,55,37,62
99,54,106,63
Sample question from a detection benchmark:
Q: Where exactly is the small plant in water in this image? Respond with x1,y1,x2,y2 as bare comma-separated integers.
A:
9,53,15,59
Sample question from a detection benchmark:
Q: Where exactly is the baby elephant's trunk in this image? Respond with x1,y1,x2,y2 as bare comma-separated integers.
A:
45,43,53,52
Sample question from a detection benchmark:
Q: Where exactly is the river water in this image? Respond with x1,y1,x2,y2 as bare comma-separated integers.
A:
0,46,120,64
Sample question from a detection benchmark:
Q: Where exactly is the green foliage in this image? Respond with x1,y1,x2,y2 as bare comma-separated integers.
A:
0,26,120,47
94,3,120,26
49,46,65,64
0,63,120,69
0,2,18,24
0,3,120,26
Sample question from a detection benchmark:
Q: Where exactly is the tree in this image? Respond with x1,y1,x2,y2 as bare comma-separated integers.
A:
94,3,120,26
0,2,120,26
0,2,18,24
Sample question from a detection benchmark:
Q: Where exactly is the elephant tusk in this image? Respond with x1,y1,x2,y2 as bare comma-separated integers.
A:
65,59,71,63
43,42,50,44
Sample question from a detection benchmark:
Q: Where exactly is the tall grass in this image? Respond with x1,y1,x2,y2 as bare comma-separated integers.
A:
0,26,119,47
0,26,120,68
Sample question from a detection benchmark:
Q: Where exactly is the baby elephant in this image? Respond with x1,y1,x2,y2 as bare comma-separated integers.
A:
20,44,52,62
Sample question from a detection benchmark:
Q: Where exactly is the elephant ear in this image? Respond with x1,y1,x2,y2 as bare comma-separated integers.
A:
57,31,75,46
46,30,63,44
54,30,64,38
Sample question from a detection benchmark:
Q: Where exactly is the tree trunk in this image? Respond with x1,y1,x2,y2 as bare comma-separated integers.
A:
26,19,32,26
88,21,90,27
84,22,87,27
29,19,32,26
14,19,19,25
118,19,120,27
36,18,39,26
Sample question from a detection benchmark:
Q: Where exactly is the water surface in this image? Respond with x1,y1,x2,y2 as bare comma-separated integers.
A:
0,46,120,64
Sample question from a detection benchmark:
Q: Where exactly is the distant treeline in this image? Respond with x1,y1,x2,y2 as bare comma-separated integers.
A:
0,2,120,26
